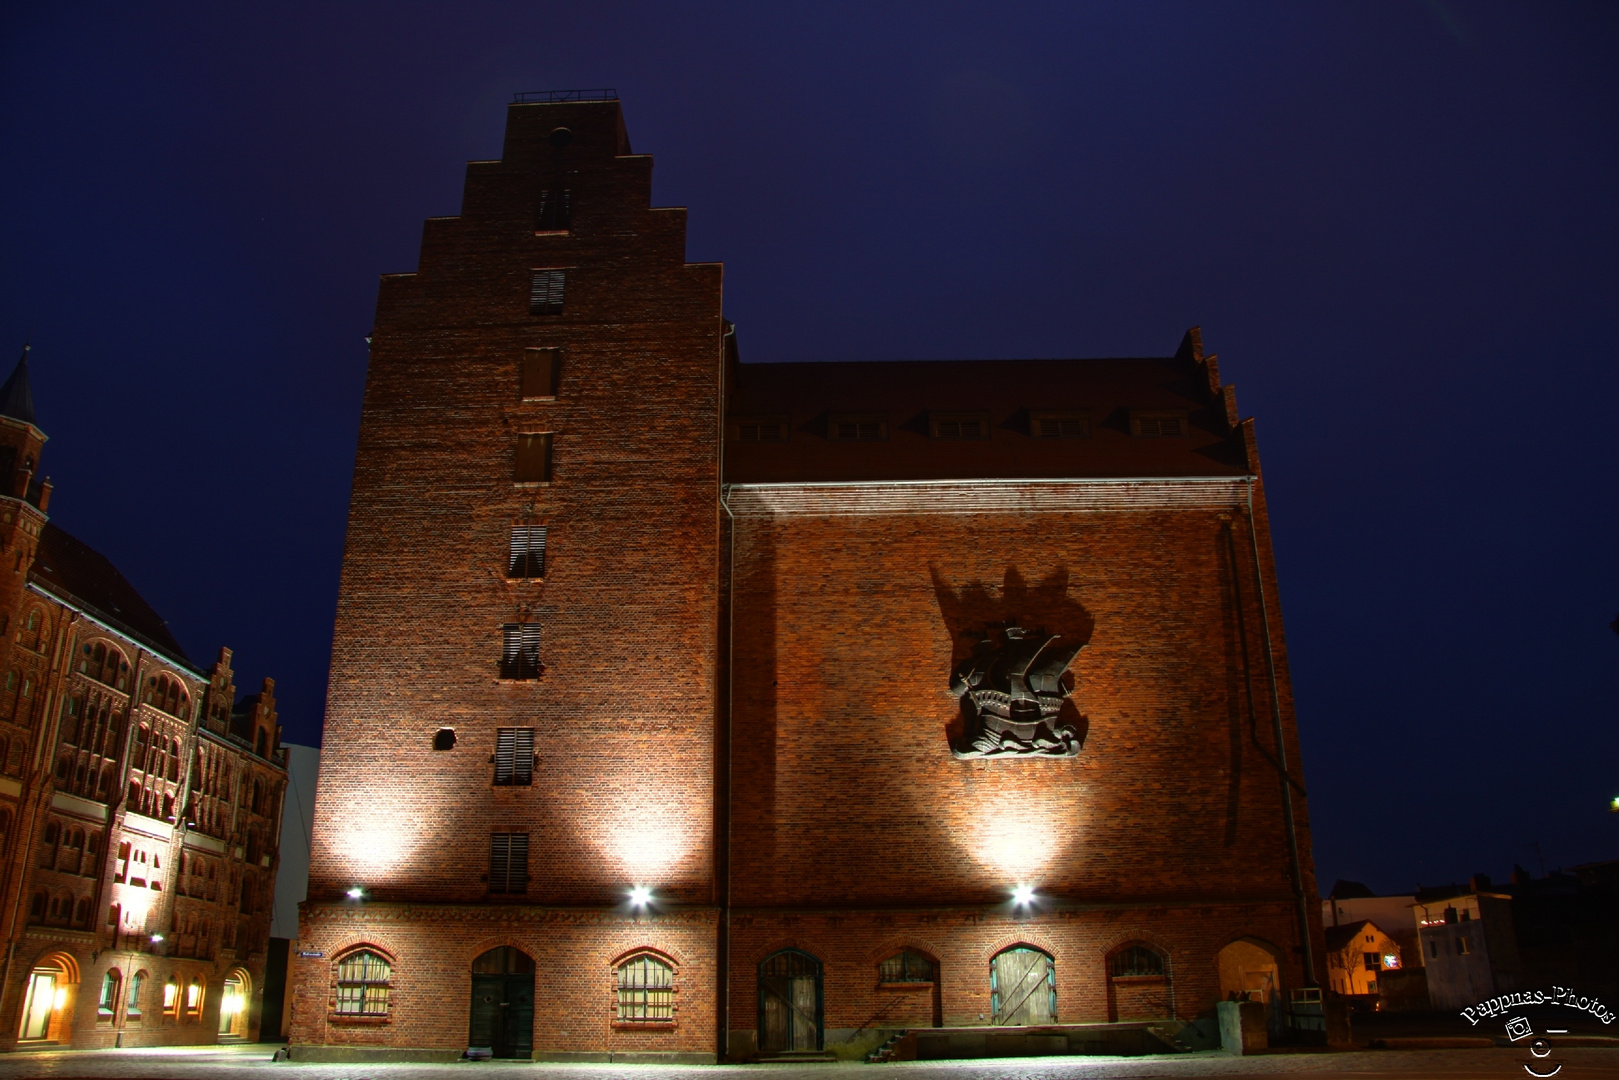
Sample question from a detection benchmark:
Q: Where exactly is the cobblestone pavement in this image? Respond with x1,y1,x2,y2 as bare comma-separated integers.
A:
1,1045,1618,1080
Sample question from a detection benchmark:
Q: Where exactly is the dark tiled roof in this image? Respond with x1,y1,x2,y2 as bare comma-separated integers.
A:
723,355,1249,485
1324,920,1375,952
29,521,189,663
1329,879,1378,900
0,347,36,426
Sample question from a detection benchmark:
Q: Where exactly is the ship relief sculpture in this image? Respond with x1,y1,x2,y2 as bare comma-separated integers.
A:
949,622,1086,758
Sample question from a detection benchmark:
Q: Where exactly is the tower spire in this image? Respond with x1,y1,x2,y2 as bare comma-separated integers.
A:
0,343,36,426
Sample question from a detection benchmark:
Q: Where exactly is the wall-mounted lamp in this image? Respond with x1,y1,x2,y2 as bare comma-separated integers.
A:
629,886,652,908
346,886,365,900
1011,885,1036,908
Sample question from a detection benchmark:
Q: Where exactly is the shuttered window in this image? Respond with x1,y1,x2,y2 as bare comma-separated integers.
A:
489,832,529,893
500,624,542,680
530,270,566,315
508,526,547,578
515,434,552,483
521,349,560,399
536,189,572,232
494,728,535,786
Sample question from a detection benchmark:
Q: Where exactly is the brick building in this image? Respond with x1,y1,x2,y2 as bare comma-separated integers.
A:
0,348,288,1049
295,92,1323,1062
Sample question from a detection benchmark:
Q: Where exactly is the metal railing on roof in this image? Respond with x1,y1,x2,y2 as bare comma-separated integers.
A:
512,88,618,104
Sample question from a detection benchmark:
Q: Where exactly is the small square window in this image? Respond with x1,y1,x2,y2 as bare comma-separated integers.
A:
1032,411,1090,438
508,525,547,578
515,434,552,483
521,349,559,399
536,189,572,232
530,270,566,315
1131,411,1186,437
433,728,456,751
829,413,887,441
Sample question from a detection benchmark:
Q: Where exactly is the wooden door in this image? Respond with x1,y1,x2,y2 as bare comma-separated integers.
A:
992,947,1056,1025
758,950,821,1053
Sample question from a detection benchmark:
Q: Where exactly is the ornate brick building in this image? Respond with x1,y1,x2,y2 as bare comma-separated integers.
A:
0,348,288,1049
295,92,1323,1063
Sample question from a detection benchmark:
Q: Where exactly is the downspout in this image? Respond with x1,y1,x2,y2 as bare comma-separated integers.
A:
1243,479,1316,987
718,483,736,1061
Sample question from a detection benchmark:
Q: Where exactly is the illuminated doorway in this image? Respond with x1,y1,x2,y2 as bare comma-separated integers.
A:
1217,938,1280,1004
18,953,77,1042
468,947,534,1059
758,949,821,1053
218,969,251,1037
990,945,1056,1025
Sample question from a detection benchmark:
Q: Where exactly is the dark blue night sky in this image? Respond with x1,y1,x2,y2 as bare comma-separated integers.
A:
2,2,1615,895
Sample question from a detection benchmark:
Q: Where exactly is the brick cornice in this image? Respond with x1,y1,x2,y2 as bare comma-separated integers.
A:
723,476,1253,517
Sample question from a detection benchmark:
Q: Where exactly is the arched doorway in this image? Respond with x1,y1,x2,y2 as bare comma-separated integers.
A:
19,952,78,1043
1217,939,1280,1004
758,949,821,1053
469,947,534,1059
990,945,1056,1026
218,968,251,1038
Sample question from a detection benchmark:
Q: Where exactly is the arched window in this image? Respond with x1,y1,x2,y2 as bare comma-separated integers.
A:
169,739,180,781
1110,944,1166,978
162,978,179,1012
878,949,936,984
126,971,145,1018
185,977,204,1016
74,897,91,925
146,674,187,717
80,642,128,689
990,945,1056,1026
616,954,674,1021
252,779,262,815
28,891,45,920
334,950,391,1016
99,970,121,1016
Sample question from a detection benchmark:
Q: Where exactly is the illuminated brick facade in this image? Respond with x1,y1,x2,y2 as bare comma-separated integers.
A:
0,351,288,1051
296,95,1322,1063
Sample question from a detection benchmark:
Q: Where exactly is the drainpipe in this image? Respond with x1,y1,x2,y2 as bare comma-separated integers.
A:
1243,480,1316,987
717,483,736,1062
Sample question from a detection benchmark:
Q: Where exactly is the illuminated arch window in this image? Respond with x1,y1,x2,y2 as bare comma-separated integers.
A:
98,970,121,1016
126,971,145,1018
145,674,188,718
616,953,674,1021
334,949,391,1016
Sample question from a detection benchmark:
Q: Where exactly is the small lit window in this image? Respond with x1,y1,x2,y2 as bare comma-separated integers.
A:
126,972,144,1017
500,623,542,680
617,954,674,1021
1456,936,1470,956
829,413,887,441
530,270,566,315
515,434,552,483
508,526,547,578
494,728,535,786
1131,411,1186,437
877,950,935,984
1032,411,1089,438
335,950,392,1016
162,979,178,1011
1109,945,1165,978
98,971,120,1016
929,412,990,440
489,832,529,893
521,348,559,399
536,189,572,232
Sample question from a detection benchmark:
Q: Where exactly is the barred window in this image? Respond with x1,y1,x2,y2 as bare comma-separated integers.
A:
617,954,674,1021
877,949,935,983
334,950,391,1016
530,270,566,315
1108,945,1165,978
536,189,573,232
494,728,535,786
508,526,547,578
489,832,529,893
500,624,542,680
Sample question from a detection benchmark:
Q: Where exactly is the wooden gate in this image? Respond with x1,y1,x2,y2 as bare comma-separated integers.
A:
468,947,535,1059
991,946,1056,1025
758,949,821,1053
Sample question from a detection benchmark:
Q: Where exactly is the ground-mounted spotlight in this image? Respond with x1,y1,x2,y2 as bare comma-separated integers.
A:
346,886,365,900
1011,884,1036,908
629,885,653,908
149,934,164,944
